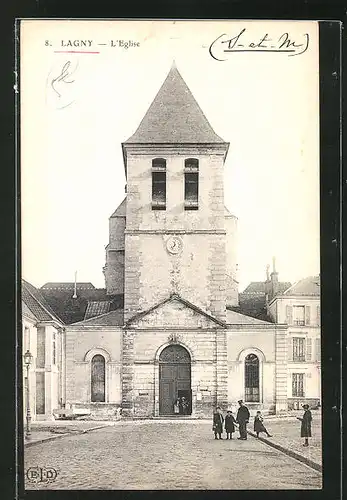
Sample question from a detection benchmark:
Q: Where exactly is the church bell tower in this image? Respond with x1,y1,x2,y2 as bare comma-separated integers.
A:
120,63,232,324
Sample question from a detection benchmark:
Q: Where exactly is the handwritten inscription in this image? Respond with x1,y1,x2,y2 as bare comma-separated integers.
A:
47,60,78,109
209,28,310,60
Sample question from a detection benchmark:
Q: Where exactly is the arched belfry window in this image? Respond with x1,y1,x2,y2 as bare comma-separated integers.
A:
245,354,260,402
91,354,105,402
152,158,166,210
184,158,199,210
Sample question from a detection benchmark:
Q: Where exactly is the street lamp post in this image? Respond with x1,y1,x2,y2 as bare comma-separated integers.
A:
24,350,33,440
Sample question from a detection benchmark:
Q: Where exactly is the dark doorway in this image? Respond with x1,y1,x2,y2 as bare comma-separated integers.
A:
159,345,191,416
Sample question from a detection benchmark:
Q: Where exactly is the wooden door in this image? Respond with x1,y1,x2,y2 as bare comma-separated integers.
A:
159,345,191,415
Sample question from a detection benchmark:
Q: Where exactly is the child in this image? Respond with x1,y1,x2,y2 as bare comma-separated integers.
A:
254,411,272,438
173,398,180,414
224,410,236,439
212,407,224,439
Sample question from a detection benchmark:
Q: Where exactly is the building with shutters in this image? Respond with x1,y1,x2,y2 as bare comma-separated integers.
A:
22,280,64,421
267,275,321,409
21,64,321,420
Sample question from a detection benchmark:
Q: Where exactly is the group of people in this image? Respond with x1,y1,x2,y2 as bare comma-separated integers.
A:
212,400,272,440
173,396,189,415
212,400,313,445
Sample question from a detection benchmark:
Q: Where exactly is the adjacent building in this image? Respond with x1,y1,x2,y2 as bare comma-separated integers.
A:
22,280,64,421
267,275,321,409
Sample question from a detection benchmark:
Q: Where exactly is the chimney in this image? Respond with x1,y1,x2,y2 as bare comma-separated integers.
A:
264,264,271,300
72,271,78,299
270,256,279,299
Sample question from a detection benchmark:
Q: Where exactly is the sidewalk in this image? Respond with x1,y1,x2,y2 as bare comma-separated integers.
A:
246,414,322,470
24,420,117,446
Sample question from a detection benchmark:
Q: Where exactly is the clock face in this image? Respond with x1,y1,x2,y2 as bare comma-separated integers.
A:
166,236,183,254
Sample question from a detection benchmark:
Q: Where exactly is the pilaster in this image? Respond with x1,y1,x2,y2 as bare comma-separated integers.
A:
215,329,228,408
275,328,288,412
121,329,135,416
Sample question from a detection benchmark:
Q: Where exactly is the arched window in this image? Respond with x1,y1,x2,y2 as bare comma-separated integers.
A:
91,354,105,402
152,158,166,210
184,158,199,210
245,354,259,402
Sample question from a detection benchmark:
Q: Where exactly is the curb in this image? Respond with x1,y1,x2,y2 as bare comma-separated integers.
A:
246,429,322,472
24,423,116,447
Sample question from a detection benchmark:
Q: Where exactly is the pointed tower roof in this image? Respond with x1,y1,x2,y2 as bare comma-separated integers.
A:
124,64,226,144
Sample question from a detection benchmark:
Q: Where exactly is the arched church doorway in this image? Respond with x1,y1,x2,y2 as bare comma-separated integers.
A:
159,345,191,416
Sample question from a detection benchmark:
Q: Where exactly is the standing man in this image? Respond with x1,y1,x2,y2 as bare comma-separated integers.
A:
236,400,250,440
212,406,224,440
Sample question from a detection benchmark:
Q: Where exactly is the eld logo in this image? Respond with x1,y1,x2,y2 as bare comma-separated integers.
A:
26,466,58,484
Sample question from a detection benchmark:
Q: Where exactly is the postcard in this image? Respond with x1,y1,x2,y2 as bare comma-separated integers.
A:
20,19,321,490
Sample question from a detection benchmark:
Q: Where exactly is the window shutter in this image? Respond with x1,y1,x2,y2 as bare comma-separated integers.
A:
306,338,312,361
317,305,320,326
305,306,311,325
315,338,321,362
287,337,293,361
286,305,293,325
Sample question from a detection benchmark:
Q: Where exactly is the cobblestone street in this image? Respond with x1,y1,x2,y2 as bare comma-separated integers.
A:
24,421,322,490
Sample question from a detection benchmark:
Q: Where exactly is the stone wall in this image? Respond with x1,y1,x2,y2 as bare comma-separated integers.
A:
65,327,122,408
122,328,221,419
123,147,228,323
226,328,278,413
104,210,126,295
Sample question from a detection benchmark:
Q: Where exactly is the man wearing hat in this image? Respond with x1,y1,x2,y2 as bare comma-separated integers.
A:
236,400,250,440
297,404,312,446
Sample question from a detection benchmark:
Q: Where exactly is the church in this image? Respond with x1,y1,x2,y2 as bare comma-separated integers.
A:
22,64,321,420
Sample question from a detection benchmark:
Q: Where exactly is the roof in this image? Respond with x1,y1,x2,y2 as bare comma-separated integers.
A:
22,301,37,322
123,63,227,145
71,309,124,327
41,282,95,290
22,280,64,324
84,301,111,320
226,309,273,325
282,275,320,296
110,198,126,218
231,297,273,323
242,281,292,294
40,284,123,324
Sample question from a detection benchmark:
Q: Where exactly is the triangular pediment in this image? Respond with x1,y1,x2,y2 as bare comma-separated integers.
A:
126,295,226,329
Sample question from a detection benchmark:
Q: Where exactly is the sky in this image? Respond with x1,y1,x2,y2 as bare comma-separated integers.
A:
20,20,320,292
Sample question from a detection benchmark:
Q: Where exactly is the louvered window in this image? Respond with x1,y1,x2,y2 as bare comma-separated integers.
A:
184,159,199,210
245,354,260,402
91,355,106,402
152,158,166,210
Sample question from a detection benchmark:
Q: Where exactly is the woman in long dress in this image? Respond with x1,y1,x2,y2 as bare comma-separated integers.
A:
297,404,312,446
